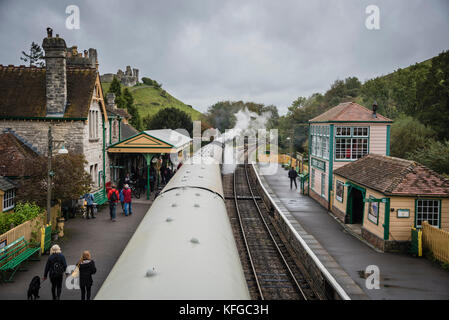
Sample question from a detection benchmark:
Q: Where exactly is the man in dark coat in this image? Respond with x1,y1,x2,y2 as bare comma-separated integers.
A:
288,167,298,190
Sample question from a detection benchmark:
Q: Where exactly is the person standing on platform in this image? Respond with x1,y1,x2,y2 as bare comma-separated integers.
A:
155,158,162,188
77,250,96,301
288,167,298,190
43,245,67,300
123,184,133,216
119,187,125,214
83,191,95,219
124,172,131,186
107,185,120,222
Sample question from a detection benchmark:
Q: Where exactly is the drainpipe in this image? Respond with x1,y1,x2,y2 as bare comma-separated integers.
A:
102,119,106,197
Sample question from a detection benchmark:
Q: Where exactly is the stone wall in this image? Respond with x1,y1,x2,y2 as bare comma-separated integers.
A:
361,227,410,253
100,65,139,87
0,113,111,191
0,120,84,155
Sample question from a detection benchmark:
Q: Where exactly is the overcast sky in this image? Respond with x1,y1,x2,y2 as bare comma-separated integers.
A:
0,0,448,114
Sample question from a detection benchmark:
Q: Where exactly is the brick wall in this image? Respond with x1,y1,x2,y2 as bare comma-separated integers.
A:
310,189,329,209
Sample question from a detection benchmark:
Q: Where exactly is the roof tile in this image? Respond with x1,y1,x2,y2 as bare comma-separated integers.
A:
333,154,449,197
310,102,392,122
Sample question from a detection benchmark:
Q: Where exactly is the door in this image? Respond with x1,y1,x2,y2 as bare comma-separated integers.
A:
347,185,366,224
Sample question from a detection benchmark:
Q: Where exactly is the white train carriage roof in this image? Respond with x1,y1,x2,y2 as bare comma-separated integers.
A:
164,159,224,198
95,186,250,300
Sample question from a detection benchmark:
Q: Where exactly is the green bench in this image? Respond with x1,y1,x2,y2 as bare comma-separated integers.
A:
93,189,107,206
0,236,41,282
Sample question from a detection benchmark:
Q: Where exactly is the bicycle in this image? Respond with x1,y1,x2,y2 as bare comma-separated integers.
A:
130,181,141,199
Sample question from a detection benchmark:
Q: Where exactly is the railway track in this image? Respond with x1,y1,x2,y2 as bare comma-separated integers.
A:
231,163,315,300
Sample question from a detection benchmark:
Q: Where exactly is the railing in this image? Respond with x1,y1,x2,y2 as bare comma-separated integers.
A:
422,221,449,264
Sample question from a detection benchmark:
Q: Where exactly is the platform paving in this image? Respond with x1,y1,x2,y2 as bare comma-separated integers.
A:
0,199,151,300
257,163,449,300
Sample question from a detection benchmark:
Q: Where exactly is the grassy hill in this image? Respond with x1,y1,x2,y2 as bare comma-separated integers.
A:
101,82,203,121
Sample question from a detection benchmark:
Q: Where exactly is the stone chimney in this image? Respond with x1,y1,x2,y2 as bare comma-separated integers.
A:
106,93,116,110
42,28,67,117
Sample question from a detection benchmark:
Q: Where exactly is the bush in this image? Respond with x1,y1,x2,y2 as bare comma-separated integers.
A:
0,202,44,234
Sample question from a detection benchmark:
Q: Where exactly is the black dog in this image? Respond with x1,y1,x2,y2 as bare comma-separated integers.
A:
27,276,40,300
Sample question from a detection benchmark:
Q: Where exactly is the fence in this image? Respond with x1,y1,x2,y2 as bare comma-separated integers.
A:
257,153,309,173
422,221,449,264
0,204,60,248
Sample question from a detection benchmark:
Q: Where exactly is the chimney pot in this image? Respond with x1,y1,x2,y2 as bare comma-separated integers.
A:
42,31,67,117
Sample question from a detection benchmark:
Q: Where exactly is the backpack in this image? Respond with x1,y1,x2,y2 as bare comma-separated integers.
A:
109,190,118,202
52,258,65,276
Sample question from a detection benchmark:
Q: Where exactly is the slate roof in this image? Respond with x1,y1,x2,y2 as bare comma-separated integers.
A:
0,130,40,177
0,64,97,119
0,176,16,192
144,129,192,149
309,102,392,123
333,154,449,197
107,106,130,119
120,122,138,140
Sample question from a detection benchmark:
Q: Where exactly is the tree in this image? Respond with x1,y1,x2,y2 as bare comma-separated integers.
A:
407,140,449,176
16,154,92,208
416,50,449,140
143,107,193,136
108,77,122,99
123,88,142,130
390,115,436,159
20,42,44,67
141,77,162,88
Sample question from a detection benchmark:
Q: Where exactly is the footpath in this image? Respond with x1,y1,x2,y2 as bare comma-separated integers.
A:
0,199,151,300
257,163,449,300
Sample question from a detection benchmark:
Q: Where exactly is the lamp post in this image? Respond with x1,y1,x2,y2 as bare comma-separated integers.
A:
46,126,67,225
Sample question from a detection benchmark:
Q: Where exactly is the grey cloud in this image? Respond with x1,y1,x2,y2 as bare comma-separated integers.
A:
0,0,448,115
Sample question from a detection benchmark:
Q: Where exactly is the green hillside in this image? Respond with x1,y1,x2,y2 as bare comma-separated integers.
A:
282,50,449,175
101,82,203,121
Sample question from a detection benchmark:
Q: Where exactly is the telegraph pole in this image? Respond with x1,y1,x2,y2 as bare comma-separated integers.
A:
47,126,53,225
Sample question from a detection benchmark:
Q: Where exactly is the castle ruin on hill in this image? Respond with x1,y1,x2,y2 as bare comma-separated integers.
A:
101,66,139,87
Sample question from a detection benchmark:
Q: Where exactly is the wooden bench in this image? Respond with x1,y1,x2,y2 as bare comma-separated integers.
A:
93,189,107,206
0,236,41,282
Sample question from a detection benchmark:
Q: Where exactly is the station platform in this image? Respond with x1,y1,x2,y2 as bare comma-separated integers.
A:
0,199,152,300
256,163,449,300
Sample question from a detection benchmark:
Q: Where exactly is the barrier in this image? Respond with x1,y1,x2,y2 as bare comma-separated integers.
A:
0,204,60,249
422,221,449,264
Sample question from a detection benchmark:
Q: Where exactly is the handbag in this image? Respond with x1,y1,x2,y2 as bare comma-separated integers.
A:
71,265,80,278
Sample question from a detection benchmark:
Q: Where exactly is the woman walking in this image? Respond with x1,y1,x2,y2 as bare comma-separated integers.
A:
77,250,97,300
43,245,67,300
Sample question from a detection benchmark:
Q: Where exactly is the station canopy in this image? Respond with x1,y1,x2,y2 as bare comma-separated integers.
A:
107,129,192,154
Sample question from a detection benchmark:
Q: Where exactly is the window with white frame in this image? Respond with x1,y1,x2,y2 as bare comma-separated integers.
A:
416,199,440,227
311,125,330,160
335,126,369,160
3,189,15,211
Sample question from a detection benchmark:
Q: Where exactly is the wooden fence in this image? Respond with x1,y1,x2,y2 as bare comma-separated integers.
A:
422,221,449,264
257,153,309,173
0,204,60,248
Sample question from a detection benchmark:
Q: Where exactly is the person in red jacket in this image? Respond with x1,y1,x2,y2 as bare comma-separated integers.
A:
123,184,133,216
107,185,120,222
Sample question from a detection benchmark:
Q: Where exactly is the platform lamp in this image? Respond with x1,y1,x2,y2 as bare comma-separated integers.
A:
46,126,68,225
